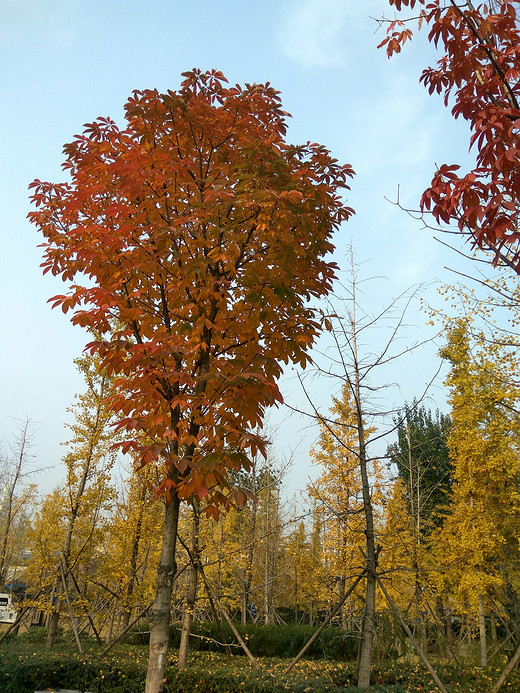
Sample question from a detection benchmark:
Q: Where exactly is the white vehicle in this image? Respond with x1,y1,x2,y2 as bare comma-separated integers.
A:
0,593,17,623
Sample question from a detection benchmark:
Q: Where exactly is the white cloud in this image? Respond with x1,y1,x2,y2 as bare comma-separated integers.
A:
279,0,383,68
280,0,350,68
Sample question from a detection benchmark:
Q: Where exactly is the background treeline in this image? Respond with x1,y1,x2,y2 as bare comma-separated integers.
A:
3,284,520,674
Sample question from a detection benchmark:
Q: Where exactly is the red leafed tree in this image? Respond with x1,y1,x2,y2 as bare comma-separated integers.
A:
380,1,520,272
28,69,353,693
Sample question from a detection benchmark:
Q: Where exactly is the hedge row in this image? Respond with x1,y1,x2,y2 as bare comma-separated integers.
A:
6,649,520,692
1,649,358,693
126,621,359,660
5,628,520,692
7,652,520,693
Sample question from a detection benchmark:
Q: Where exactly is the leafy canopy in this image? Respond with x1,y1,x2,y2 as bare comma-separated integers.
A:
435,319,520,609
28,69,354,513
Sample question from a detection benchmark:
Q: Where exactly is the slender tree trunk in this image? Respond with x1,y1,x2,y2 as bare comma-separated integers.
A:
414,575,426,649
294,566,299,625
45,576,61,649
339,576,348,631
445,606,454,645
351,313,377,690
435,595,446,645
178,561,198,667
121,482,147,631
264,481,272,625
59,558,83,653
491,612,497,642
358,562,376,689
241,590,248,626
120,606,131,632
217,524,223,605
323,255,382,690
465,611,473,647
106,609,115,644
479,594,488,667
241,494,257,625
356,485,377,687
145,493,181,693
45,514,77,649
178,502,200,668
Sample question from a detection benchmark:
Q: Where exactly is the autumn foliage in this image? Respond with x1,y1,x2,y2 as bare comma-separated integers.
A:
28,70,354,514
381,1,520,270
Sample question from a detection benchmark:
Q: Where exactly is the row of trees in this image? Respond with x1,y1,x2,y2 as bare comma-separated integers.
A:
0,377,455,642
3,267,520,684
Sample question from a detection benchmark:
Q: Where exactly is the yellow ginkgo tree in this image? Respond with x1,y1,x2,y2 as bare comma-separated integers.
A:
436,319,520,666
27,353,118,649
308,383,384,634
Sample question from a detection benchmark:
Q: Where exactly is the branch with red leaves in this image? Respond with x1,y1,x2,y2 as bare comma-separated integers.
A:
380,0,520,272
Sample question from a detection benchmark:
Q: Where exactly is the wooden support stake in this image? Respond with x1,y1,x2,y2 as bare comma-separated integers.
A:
198,563,261,670
488,622,520,664
177,533,258,668
58,558,83,654
284,569,367,674
100,601,153,656
377,574,448,693
491,641,520,693
68,568,102,645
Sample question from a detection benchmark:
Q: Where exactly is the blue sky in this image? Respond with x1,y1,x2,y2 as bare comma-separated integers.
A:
1,0,476,495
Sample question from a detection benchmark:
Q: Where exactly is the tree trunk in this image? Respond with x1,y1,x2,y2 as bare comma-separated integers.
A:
106,609,115,644
145,493,181,693
264,481,273,625
356,453,377,689
435,595,446,645
338,266,379,691
491,612,497,642
241,494,257,626
479,594,487,667
354,369,377,688
178,561,198,667
120,608,131,632
45,577,61,649
294,566,299,626
122,478,148,631
46,609,60,649
339,576,348,631
414,577,426,650
357,566,376,689
178,502,200,669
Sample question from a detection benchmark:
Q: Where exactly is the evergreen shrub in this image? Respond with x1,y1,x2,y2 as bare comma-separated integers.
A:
156,621,358,659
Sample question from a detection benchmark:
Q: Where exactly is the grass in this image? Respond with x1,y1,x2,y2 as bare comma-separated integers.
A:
2,630,520,692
